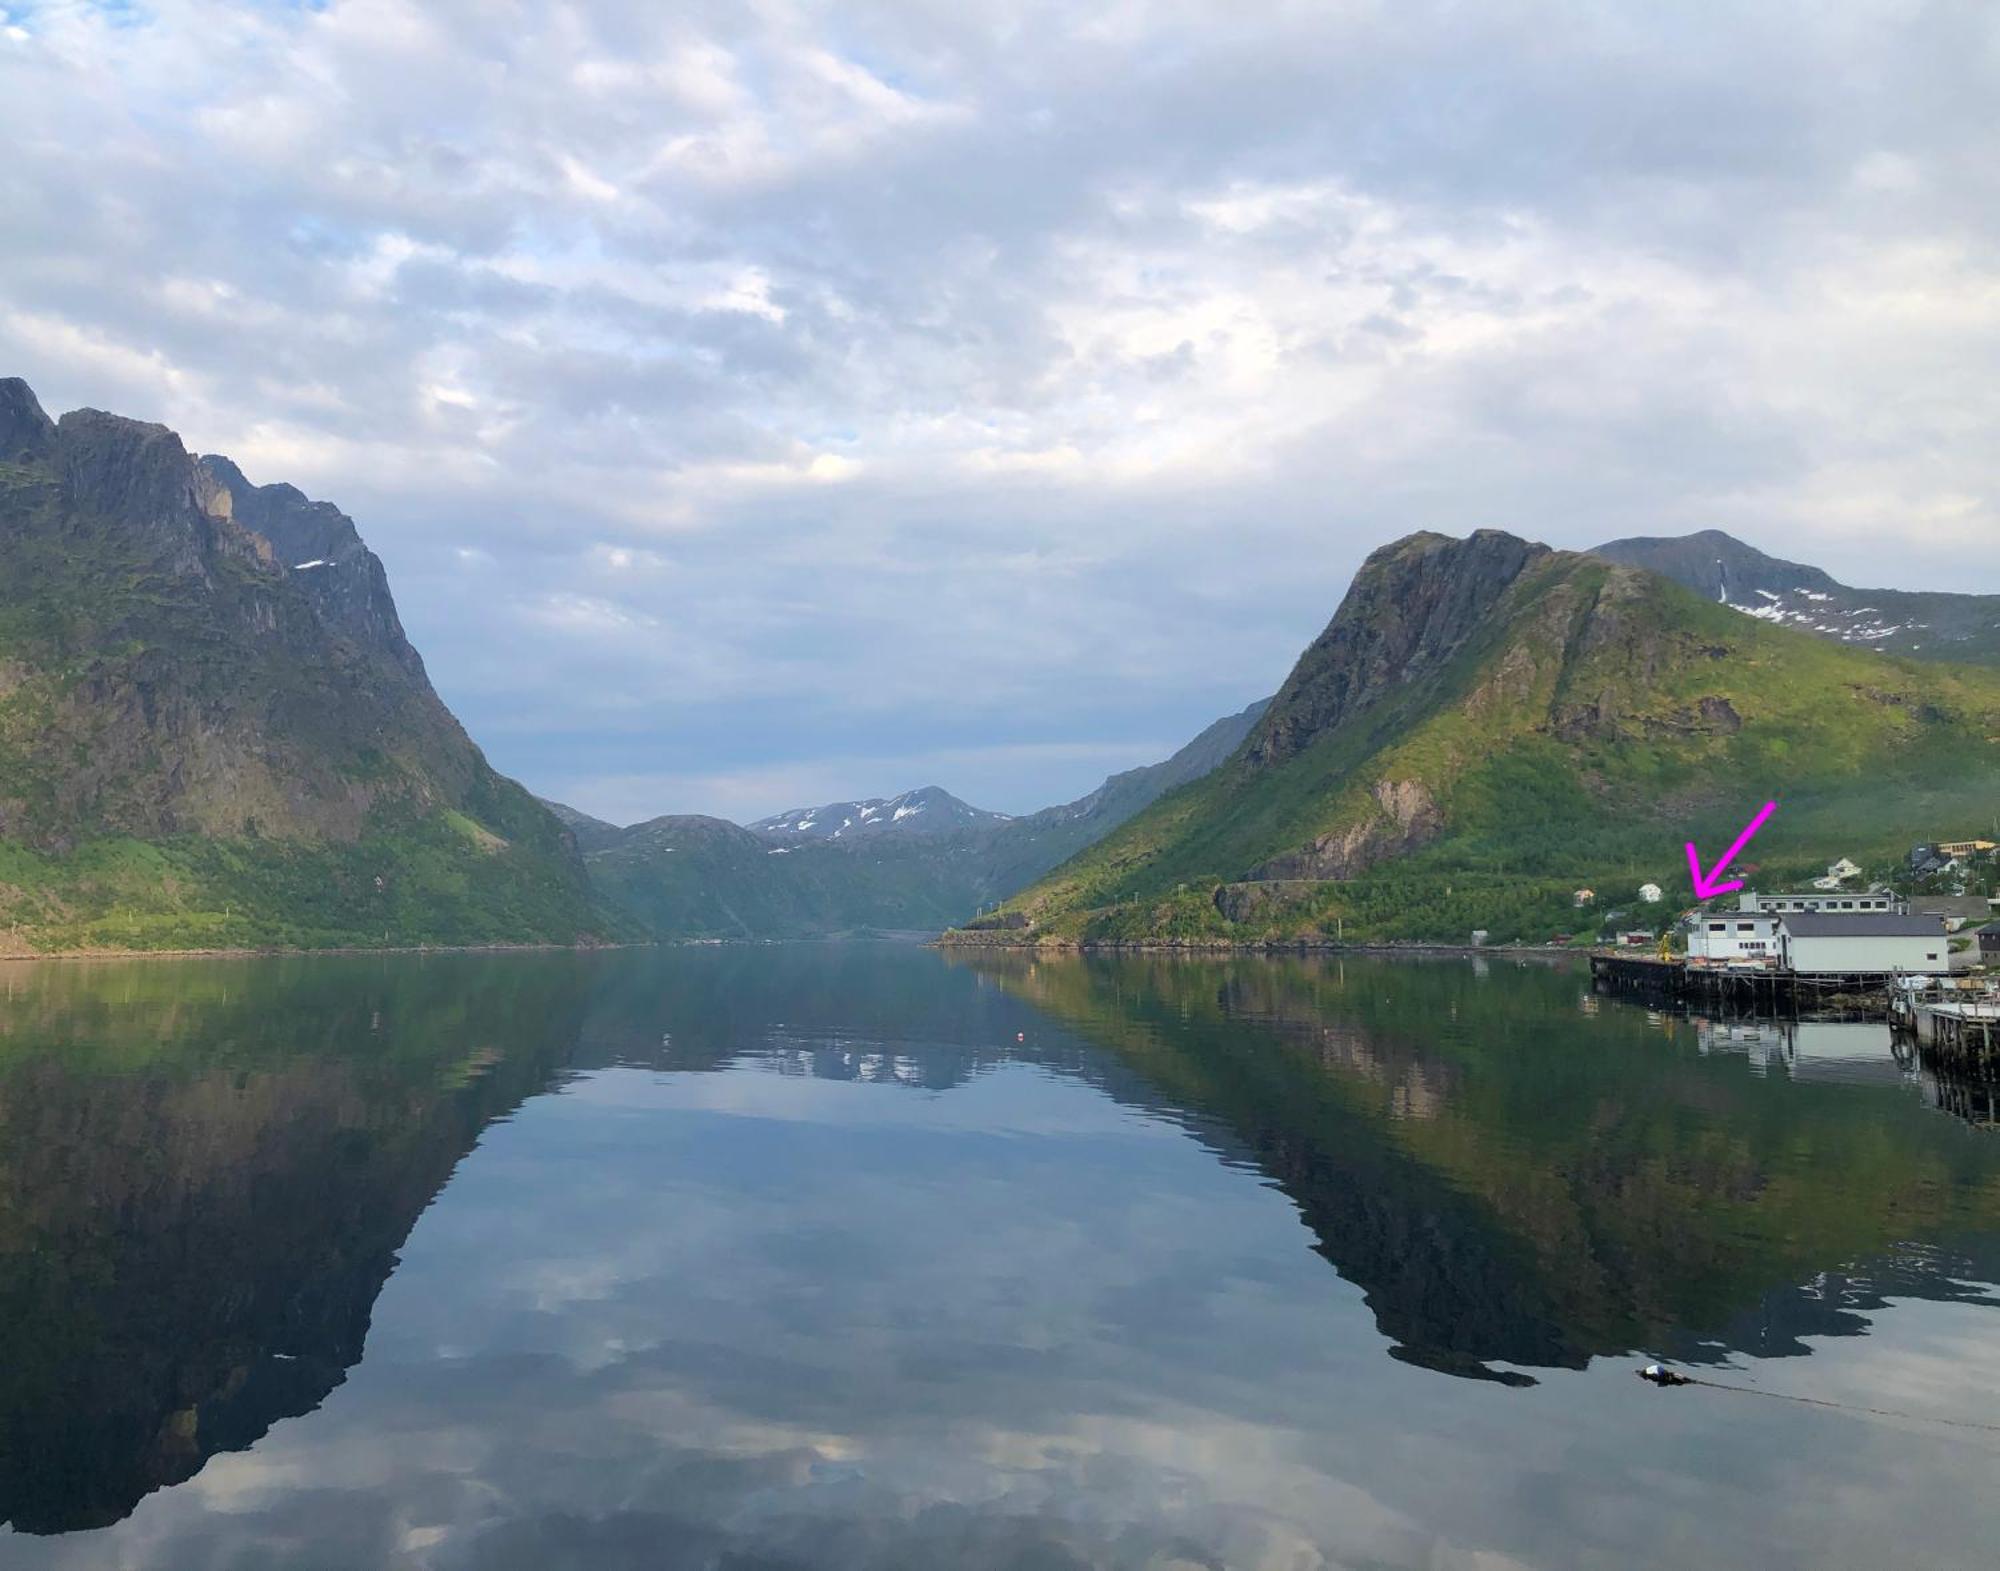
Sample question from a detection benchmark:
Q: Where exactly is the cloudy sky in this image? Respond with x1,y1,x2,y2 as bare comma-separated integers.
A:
3,0,1996,822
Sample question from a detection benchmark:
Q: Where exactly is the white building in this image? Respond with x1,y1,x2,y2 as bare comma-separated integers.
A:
1739,890,1904,916
1776,913,1947,976
1637,882,1663,904
1686,911,1783,966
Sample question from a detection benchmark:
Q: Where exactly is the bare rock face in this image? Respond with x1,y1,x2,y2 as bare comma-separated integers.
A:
1241,530,1547,772
197,455,429,685
0,377,518,850
1251,778,1444,880
0,377,56,462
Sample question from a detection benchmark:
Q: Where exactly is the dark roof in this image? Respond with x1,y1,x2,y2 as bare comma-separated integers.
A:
1910,896,1995,918
1780,913,1944,938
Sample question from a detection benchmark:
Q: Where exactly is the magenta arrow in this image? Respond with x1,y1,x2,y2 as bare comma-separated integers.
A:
1686,801,1777,900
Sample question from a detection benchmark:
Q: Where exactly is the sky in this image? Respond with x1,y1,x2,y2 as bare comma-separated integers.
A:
2,0,1997,824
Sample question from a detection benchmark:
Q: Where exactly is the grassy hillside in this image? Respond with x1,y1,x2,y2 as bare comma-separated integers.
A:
581,815,999,939
969,533,2000,945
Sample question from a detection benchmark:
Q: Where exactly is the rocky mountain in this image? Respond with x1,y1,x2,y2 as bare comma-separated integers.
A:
749,785,1010,842
963,530,2000,945
563,697,1271,939
1593,529,2000,667
0,377,607,951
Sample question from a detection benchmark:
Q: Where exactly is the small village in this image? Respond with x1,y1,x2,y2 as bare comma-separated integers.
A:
1589,839,2000,1084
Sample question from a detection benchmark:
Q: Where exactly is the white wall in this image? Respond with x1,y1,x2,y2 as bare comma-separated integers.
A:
1783,934,1946,974
1688,916,1781,963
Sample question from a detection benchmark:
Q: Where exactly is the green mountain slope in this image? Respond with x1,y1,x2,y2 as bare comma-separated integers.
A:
580,815,998,938
1594,529,2000,667
0,378,608,952
965,530,2000,944
563,698,1271,939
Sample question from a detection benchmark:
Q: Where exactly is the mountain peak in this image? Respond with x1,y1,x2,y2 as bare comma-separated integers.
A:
1593,529,1999,665
748,785,1009,842
978,534,2000,944
0,377,55,463
1242,529,1549,771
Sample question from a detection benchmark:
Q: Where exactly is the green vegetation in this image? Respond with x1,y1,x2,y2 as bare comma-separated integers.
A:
582,815,993,939
0,812,607,954
975,537,2000,946
0,385,613,952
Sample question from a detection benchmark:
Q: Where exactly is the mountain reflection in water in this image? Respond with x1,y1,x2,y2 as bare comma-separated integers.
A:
0,946,1996,1569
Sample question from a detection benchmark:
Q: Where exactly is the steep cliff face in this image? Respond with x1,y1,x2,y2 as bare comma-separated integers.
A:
1241,531,1545,772
0,377,603,949
197,453,429,685
977,529,2000,943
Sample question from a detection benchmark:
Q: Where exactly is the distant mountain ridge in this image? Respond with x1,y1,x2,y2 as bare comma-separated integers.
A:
966,529,2000,945
1593,529,2000,667
749,786,1010,842
0,376,607,951
553,697,1271,939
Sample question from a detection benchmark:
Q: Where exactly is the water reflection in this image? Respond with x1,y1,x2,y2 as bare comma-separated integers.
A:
0,956,591,1534
959,952,2000,1380
0,947,1996,1567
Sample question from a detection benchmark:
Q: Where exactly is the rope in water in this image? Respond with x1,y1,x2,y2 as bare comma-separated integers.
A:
1643,1369,2000,1435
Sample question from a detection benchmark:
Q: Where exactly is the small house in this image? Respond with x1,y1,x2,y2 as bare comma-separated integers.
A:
1826,857,1862,881
1637,882,1662,904
1977,921,2000,963
1572,888,1595,907
1775,913,1947,976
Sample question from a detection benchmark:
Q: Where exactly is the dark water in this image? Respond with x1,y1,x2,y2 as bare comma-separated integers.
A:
2,946,1998,1569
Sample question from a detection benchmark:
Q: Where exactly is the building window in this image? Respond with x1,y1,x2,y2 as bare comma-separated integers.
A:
1737,922,1756,932
1708,923,1725,932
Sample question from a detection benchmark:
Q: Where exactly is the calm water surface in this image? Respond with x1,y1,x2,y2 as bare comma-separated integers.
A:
1,945,1998,1569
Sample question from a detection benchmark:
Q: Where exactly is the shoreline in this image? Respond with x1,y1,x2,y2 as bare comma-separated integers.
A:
0,939,651,966
935,935,1585,959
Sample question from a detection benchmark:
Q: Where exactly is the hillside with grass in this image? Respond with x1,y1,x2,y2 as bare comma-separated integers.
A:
0,377,609,952
954,530,2000,946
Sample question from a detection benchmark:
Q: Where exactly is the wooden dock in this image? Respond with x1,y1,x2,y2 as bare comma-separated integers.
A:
1901,1000,2000,1079
1587,952,1902,1018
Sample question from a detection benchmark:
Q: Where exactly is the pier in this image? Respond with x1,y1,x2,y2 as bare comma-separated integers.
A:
1587,953,1902,1018
1898,998,2000,1079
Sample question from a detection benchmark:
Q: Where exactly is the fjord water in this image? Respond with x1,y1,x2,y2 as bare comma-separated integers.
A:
3,950,1998,1568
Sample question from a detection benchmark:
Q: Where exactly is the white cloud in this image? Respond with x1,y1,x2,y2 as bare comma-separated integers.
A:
1,0,1996,818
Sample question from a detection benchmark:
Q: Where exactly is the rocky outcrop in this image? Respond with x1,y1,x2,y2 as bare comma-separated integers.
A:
0,377,56,463
1251,779,1444,881
1240,530,1547,772
197,455,429,683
